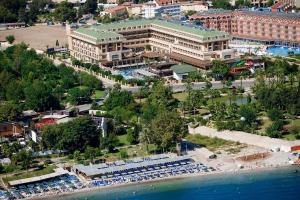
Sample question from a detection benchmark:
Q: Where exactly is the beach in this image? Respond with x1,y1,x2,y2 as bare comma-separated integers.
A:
22,143,299,200
29,161,296,200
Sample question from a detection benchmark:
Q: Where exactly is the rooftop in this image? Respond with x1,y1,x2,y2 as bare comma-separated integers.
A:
236,10,300,20
73,155,191,177
196,8,233,15
75,27,123,41
78,19,229,40
9,169,69,186
171,64,197,74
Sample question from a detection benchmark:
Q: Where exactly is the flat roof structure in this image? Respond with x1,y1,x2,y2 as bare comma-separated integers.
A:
73,155,192,177
75,28,124,41
135,69,158,77
171,64,197,74
238,10,300,20
9,169,69,186
76,19,230,42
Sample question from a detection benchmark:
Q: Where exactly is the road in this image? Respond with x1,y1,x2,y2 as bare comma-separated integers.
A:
53,59,256,93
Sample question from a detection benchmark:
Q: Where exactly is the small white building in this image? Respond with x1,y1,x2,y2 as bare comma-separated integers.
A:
142,1,159,19
181,1,209,13
98,3,118,10
171,64,197,81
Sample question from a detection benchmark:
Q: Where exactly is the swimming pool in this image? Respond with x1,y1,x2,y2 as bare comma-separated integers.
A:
117,68,147,80
266,46,300,56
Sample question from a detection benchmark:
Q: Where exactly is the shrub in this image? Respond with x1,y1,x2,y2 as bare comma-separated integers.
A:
119,149,128,159
267,109,283,121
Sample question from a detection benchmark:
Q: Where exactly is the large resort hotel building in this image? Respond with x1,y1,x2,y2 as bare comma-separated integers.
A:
66,19,235,69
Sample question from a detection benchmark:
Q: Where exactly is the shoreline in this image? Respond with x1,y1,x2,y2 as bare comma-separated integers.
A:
28,163,298,200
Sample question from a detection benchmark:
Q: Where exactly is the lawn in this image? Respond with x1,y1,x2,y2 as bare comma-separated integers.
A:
2,165,55,184
117,134,130,146
92,90,105,99
102,144,158,162
286,119,300,131
282,133,298,141
172,92,188,102
185,134,237,151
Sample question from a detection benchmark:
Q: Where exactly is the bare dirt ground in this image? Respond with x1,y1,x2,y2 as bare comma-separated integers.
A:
0,24,67,51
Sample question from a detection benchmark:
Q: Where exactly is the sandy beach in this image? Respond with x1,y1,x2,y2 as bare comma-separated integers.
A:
24,143,299,200
27,162,296,200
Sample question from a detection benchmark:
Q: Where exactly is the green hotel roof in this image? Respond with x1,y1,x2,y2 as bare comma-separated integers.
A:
75,19,228,40
171,64,197,74
75,27,123,41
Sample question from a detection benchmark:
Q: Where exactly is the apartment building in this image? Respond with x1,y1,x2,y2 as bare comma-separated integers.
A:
190,10,300,46
67,19,235,68
232,11,300,46
190,9,233,33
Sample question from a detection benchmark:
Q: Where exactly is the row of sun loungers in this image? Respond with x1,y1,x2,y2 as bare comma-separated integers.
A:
90,162,216,188
1,175,84,200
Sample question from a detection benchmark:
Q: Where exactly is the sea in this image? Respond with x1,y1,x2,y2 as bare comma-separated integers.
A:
60,166,300,200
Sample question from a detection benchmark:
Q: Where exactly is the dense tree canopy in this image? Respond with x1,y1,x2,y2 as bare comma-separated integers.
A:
212,0,232,9
253,78,300,114
148,110,185,151
0,44,103,120
42,116,101,152
104,87,134,110
53,1,77,22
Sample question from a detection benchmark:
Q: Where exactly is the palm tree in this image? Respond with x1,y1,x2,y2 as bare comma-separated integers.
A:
288,73,296,86
239,70,248,88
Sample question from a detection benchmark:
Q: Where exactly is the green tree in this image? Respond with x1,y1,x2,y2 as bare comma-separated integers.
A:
212,0,232,9
84,146,97,163
84,0,98,14
267,0,274,7
126,126,139,145
119,149,128,159
0,101,20,121
80,72,103,90
104,87,134,110
15,150,33,170
211,60,230,80
103,133,119,152
235,0,251,7
68,87,92,105
266,120,283,138
73,150,81,161
239,104,257,129
42,116,101,152
53,1,77,22
267,108,283,121
147,81,174,109
6,35,15,44
149,110,185,151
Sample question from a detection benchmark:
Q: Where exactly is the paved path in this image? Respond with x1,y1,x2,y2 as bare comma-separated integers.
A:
189,126,300,152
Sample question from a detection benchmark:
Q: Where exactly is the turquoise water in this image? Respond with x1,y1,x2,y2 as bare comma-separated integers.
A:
267,46,300,56
61,166,300,200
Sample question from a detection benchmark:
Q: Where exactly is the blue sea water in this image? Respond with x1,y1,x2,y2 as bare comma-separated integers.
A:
61,166,300,200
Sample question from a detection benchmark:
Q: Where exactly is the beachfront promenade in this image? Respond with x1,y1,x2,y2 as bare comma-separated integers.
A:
189,126,300,152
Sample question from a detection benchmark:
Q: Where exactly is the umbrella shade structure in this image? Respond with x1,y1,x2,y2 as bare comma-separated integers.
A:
73,155,193,178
